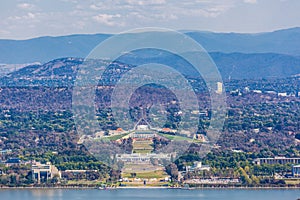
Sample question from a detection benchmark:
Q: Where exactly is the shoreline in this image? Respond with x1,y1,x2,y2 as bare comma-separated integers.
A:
1,186,300,190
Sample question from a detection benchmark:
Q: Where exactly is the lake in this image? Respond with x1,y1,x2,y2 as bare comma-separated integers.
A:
0,188,299,200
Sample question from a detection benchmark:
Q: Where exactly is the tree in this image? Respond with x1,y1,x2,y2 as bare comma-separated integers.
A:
109,169,121,182
250,175,260,185
239,167,252,185
165,163,179,182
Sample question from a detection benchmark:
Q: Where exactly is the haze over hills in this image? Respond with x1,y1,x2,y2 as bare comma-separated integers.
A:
0,34,111,64
1,52,300,85
0,27,300,79
186,27,300,56
0,63,41,77
0,27,300,64
211,52,300,79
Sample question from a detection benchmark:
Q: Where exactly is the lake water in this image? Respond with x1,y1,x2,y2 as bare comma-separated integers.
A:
0,188,299,200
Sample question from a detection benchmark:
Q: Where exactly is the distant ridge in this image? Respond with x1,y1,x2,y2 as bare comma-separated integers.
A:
0,34,111,64
1,52,300,85
185,27,300,56
210,52,300,79
1,28,300,64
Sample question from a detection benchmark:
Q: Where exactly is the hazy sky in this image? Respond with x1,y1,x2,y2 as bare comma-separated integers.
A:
0,0,300,39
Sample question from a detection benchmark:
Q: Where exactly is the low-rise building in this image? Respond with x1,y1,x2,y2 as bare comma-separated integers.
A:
116,153,173,163
0,149,12,156
131,130,156,139
64,169,97,173
185,178,240,185
254,157,300,165
292,165,300,178
160,128,177,134
278,92,287,97
31,162,61,183
109,128,126,136
186,161,210,172
265,91,277,95
252,90,262,94
5,158,21,166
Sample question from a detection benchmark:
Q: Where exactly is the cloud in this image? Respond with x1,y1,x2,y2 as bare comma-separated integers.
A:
243,0,257,4
59,0,78,3
92,14,122,26
2,0,300,39
165,1,235,18
125,0,167,6
0,30,10,35
17,3,36,10
90,4,101,10
8,12,37,21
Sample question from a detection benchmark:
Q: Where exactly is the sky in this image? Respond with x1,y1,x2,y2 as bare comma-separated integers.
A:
0,0,300,39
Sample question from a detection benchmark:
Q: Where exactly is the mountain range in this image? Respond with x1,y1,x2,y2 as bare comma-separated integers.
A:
1,27,300,64
0,27,300,79
1,52,299,86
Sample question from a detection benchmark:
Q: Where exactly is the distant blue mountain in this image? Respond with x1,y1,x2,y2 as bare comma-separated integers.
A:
1,27,300,64
117,49,300,79
1,52,300,86
186,27,300,56
0,34,111,64
210,52,300,79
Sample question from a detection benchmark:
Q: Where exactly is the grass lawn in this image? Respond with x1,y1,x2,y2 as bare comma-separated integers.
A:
133,144,153,149
157,133,194,142
133,149,152,154
132,139,154,154
102,133,130,141
121,182,170,187
122,170,167,179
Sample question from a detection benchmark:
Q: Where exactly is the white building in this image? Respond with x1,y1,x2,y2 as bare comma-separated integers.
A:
116,153,173,163
292,165,300,178
253,90,262,94
216,82,223,94
32,162,61,183
186,161,210,172
254,157,300,165
278,92,287,97
0,149,12,156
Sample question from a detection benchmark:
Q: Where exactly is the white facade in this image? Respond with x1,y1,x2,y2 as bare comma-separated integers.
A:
116,153,173,163
292,165,300,177
254,157,300,165
32,162,61,183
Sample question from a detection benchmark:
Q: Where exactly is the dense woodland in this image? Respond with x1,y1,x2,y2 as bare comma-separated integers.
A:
0,58,299,186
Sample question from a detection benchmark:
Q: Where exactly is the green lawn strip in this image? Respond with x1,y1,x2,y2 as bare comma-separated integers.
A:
133,149,152,154
133,140,154,152
102,133,131,141
157,133,194,142
133,145,153,150
122,170,167,179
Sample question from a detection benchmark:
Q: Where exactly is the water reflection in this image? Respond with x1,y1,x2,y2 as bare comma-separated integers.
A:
31,189,62,200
